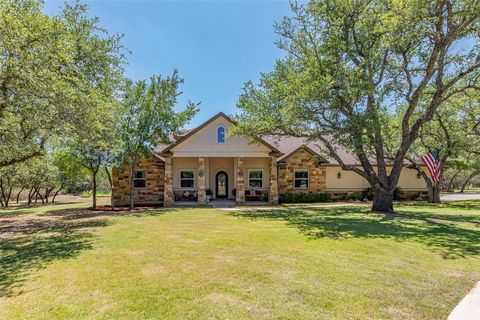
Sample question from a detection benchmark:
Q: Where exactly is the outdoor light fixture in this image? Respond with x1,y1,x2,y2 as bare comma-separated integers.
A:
337,172,342,179
417,172,422,179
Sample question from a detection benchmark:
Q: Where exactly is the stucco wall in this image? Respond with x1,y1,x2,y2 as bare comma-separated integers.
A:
325,166,427,191
278,148,326,194
208,157,235,198
112,156,165,205
243,157,271,190
171,116,272,157
172,157,198,189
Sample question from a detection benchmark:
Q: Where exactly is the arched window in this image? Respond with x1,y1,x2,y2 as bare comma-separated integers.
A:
217,126,225,144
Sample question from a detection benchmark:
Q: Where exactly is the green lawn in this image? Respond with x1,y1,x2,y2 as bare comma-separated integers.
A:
1,200,479,319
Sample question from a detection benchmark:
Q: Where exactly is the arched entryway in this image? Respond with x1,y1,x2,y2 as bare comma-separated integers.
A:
215,171,228,198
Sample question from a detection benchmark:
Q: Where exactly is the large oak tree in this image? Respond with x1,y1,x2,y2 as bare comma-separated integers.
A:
0,0,124,169
233,0,480,212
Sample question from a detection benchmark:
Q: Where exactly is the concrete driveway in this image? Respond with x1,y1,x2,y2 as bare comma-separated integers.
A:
441,192,480,202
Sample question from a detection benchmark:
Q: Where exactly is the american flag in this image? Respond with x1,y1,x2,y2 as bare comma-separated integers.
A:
421,147,442,183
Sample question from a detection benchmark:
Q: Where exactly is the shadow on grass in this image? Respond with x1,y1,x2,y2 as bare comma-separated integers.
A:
231,206,480,259
0,206,172,298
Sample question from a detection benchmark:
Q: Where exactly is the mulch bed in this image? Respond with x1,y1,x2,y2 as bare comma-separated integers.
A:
91,205,163,212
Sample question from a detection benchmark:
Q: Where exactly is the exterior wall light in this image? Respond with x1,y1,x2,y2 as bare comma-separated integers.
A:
337,172,342,179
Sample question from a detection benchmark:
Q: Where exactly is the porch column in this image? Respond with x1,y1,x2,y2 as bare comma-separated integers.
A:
236,157,245,204
164,157,174,206
268,156,279,204
197,157,207,204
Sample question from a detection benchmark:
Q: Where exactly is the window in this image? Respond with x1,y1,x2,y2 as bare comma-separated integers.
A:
294,170,309,189
217,126,225,143
248,170,263,188
133,170,146,188
180,170,195,188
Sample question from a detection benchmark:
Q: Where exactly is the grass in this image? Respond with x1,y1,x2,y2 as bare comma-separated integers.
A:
0,197,109,216
80,189,112,198
0,200,479,319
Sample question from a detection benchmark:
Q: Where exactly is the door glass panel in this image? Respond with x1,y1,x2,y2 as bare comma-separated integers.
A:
217,173,226,196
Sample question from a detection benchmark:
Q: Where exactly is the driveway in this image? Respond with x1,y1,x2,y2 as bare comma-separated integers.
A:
441,192,480,202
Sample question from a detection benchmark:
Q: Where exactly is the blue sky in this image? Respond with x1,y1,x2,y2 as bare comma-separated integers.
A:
44,1,291,127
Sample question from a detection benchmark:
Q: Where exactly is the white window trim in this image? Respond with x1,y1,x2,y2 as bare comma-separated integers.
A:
179,169,195,189
294,169,309,189
133,170,147,189
247,169,264,189
216,125,226,144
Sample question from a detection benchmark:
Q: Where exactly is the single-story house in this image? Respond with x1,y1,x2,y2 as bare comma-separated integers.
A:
112,112,427,206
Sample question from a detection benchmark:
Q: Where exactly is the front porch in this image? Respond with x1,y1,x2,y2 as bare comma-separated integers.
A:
164,156,278,206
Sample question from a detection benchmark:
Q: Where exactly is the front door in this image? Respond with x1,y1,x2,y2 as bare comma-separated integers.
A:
215,171,228,198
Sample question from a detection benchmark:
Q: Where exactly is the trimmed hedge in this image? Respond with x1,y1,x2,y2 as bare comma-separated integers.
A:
279,192,332,203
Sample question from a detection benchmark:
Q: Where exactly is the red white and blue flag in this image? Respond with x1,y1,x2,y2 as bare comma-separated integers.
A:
421,148,442,183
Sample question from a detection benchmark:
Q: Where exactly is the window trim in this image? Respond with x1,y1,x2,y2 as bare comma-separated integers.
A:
294,169,309,189
133,170,147,189
216,125,226,144
180,169,195,189
247,169,264,189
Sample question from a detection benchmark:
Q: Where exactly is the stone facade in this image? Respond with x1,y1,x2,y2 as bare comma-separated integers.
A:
278,148,326,194
164,157,174,206
268,156,279,204
197,157,206,204
236,157,245,204
113,156,165,206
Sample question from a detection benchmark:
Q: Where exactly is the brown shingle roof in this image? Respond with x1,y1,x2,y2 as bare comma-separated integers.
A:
262,136,360,165
153,112,360,165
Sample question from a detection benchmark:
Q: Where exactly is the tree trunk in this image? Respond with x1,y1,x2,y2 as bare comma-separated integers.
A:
27,187,35,205
371,188,394,213
16,187,24,203
34,188,44,204
460,172,477,193
425,178,438,203
92,170,97,210
446,172,459,192
428,183,441,203
0,179,7,207
44,187,52,204
52,184,64,204
105,167,115,210
129,160,136,211
5,187,12,207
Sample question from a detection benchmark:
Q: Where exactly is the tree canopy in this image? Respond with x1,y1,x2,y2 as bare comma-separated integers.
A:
233,0,480,212
0,0,124,168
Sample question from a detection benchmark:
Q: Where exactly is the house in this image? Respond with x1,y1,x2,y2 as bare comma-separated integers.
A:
112,112,427,206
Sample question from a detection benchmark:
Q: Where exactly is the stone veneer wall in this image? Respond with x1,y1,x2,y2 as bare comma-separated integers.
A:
278,148,326,194
112,156,165,206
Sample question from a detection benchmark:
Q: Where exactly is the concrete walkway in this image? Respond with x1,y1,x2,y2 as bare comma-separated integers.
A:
448,281,480,320
441,192,480,202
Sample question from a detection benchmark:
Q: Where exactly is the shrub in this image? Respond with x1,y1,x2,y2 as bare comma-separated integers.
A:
279,192,332,203
359,187,402,201
394,187,403,200
206,189,213,196
361,188,374,201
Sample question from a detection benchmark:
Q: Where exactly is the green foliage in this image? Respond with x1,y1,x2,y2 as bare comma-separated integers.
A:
279,192,332,203
119,72,198,209
0,0,124,168
119,72,198,164
233,0,480,212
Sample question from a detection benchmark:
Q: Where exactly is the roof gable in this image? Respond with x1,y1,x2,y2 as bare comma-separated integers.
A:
159,112,283,157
